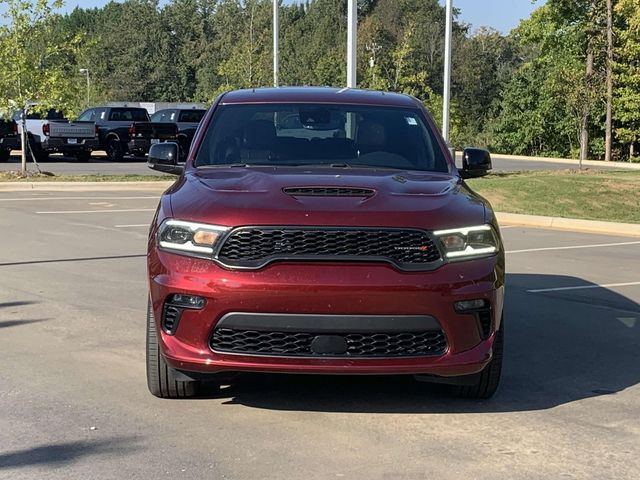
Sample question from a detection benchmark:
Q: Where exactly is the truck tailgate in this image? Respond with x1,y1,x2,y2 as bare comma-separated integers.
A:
48,121,96,139
131,122,177,140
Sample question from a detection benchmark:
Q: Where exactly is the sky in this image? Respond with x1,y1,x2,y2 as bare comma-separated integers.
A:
58,0,544,34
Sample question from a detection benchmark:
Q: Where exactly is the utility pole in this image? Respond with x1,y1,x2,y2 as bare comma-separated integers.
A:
80,68,90,106
442,0,453,145
347,0,357,88
273,0,279,87
605,0,613,161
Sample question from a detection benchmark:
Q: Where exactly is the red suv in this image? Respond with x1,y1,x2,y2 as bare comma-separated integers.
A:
146,88,505,399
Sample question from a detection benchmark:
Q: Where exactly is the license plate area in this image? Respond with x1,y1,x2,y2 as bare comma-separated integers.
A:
67,138,77,144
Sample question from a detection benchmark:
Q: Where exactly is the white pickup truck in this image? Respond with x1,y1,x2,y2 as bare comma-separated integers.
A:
13,109,99,162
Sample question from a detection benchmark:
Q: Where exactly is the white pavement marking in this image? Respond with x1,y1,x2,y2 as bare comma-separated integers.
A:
36,208,156,214
115,224,149,228
507,241,640,254
527,281,640,293
0,196,158,202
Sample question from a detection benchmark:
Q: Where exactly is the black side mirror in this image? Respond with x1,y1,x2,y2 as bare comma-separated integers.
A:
148,142,183,175
460,148,492,179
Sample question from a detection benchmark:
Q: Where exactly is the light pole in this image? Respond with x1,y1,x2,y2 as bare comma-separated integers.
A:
347,0,357,88
79,68,90,106
273,0,279,87
442,0,453,146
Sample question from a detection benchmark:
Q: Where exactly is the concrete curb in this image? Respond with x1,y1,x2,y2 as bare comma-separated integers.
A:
493,154,640,170
496,212,640,237
0,181,174,192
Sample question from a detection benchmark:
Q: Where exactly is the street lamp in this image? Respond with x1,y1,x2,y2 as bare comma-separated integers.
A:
442,0,453,146
347,0,357,88
273,0,279,87
79,68,90,106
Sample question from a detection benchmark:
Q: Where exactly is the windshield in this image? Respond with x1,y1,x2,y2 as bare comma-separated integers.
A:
194,103,448,172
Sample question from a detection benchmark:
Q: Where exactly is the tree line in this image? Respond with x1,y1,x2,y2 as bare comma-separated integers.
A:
1,0,639,161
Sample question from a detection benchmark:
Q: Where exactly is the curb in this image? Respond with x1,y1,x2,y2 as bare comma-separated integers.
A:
492,154,640,170
496,212,640,237
0,181,174,192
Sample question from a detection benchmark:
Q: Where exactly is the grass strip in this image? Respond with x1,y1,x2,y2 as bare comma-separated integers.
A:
467,170,640,224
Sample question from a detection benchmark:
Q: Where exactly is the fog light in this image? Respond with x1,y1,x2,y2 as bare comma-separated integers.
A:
169,294,206,309
454,299,488,312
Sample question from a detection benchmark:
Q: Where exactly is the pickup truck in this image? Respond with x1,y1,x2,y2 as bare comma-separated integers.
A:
150,108,206,160
13,109,98,162
0,118,19,162
78,106,178,161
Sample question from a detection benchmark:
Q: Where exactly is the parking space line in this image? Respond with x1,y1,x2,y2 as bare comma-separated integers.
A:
115,224,149,228
36,209,156,214
507,241,640,254
0,196,158,202
527,281,640,293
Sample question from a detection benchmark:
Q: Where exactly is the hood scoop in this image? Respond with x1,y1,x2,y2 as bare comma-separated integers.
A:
283,186,375,198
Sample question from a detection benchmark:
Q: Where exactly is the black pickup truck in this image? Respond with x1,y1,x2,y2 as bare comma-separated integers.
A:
78,106,178,161
150,108,206,160
0,118,19,162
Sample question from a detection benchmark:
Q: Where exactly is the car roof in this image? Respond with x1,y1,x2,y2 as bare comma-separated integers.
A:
220,87,421,108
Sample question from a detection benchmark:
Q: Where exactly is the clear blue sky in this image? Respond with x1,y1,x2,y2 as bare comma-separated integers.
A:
60,0,544,34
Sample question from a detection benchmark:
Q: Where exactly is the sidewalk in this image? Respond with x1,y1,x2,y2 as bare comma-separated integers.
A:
493,153,640,170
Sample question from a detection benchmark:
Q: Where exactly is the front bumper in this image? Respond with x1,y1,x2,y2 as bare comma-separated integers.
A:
148,250,505,378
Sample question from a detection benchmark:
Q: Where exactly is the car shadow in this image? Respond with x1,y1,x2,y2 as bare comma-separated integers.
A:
197,273,640,413
0,437,142,470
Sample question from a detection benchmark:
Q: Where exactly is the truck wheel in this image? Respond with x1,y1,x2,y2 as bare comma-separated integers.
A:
146,298,199,398
75,151,92,162
454,317,503,399
0,149,9,162
106,139,125,162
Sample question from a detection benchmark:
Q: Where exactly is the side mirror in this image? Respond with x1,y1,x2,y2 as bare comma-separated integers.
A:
148,142,183,175
460,148,492,179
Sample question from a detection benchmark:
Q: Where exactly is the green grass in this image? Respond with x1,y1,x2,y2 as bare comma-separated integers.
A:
467,170,640,224
0,172,173,182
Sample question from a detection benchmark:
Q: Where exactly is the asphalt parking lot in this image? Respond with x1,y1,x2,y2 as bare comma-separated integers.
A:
1,187,639,479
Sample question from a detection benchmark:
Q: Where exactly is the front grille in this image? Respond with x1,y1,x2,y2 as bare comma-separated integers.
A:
283,187,375,197
210,328,447,357
216,227,442,270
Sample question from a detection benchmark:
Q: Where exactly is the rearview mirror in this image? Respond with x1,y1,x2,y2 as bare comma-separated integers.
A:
460,148,492,179
148,142,183,175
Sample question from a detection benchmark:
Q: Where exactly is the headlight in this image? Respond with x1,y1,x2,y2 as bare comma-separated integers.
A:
157,219,229,258
433,225,499,260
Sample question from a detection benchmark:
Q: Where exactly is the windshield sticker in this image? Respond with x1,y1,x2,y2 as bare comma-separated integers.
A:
405,117,418,126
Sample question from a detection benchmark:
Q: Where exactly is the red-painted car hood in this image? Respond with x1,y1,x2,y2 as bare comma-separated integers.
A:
168,167,488,230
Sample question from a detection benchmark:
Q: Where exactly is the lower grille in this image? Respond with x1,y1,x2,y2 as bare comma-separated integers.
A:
478,309,493,339
210,328,447,357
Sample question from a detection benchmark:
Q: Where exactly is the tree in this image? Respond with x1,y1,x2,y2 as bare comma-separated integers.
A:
0,0,85,173
614,0,640,160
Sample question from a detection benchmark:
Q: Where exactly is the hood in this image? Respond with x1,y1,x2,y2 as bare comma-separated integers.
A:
168,167,487,230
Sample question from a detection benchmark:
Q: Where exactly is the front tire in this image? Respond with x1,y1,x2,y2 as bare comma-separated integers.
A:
146,299,199,398
0,148,9,162
454,317,504,399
